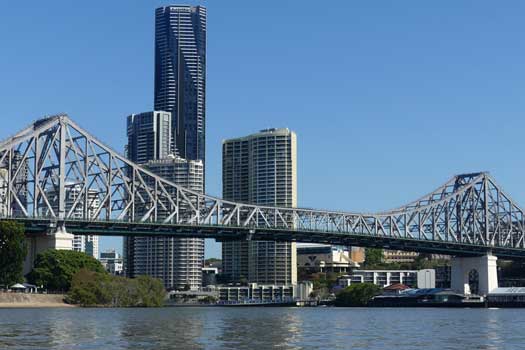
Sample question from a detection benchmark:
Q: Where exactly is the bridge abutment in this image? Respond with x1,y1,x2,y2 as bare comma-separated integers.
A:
450,254,498,296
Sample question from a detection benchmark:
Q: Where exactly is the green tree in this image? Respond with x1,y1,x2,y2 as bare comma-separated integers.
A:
135,275,165,307
412,254,430,270
67,271,166,307
364,248,383,268
108,276,137,307
67,269,112,306
200,295,218,304
335,283,381,307
309,272,340,291
0,221,27,287
27,249,105,291
204,258,221,266
239,276,249,286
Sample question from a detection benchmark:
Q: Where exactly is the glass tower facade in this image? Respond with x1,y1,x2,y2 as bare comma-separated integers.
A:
124,5,207,290
127,111,172,164
154,5,206,163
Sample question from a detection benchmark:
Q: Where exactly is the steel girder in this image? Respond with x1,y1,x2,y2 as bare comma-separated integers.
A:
0,114,524,254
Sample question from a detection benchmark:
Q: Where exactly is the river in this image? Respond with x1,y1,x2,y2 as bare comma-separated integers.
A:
0,307,523,349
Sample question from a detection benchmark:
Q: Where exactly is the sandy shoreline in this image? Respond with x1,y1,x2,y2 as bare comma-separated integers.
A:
0,293,75,308
0,303,76,308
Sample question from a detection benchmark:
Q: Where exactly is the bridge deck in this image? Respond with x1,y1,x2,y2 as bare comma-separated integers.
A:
14,218,525,259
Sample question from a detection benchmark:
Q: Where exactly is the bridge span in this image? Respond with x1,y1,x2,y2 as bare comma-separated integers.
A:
0,114,524,259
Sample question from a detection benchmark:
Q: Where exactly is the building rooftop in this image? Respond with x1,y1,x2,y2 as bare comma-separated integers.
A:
222,128,295,144
297,246,348,255
146,155,203,165
351,269,419,273
384,283,410,291
489,287,525,295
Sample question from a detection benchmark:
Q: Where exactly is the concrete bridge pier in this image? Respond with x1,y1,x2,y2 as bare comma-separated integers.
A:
23,228,74,275
451,253,498,296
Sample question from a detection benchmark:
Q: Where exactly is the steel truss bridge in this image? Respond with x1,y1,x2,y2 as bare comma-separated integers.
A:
0,115,524,258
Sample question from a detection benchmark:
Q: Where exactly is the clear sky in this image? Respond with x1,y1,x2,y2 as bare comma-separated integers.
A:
1,1,525,258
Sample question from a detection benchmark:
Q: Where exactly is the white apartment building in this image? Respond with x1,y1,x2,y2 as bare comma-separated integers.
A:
126,155,204,290
222,128,297,286
338,269,436,289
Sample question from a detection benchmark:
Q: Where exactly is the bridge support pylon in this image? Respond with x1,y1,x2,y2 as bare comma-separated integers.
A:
450,253,498,296
23,227,74,275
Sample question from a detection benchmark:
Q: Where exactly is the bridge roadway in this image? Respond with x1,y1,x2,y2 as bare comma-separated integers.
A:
1,114,525,260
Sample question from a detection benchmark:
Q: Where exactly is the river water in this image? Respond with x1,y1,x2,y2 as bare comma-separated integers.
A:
0,307,523,349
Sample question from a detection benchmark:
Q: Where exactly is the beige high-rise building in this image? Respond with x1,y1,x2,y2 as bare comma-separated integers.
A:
136,156,204,290
222,128,297,285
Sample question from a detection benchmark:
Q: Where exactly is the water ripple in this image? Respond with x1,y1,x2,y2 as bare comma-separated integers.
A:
0,307,524,349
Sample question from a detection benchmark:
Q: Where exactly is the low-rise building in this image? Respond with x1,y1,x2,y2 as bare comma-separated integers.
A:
371,288,484,307
219,284,294,303
217,282,313,303
100,250,124,275
297,244,361,273
487,287,525,307
338,269,436,289
382,283,411,295
383,250,419,263
294,281,314,301
383,250,451,264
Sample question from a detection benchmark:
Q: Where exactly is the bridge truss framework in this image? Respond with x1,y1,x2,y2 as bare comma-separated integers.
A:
0,115,524,258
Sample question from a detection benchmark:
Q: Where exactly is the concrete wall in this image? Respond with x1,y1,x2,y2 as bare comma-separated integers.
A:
23,231,74,275
417,269,436,288
451,254,498,296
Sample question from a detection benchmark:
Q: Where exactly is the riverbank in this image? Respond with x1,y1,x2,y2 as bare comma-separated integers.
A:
0,292,74,308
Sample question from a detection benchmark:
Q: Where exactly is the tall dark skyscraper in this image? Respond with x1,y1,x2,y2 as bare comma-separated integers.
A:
154,5,206,163
127,111,172,164
124,5,207,290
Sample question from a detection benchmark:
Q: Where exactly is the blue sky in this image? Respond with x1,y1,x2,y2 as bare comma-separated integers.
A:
1,1,525,258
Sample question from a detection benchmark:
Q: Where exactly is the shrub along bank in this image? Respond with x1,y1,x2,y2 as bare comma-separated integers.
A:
335,283,382,307
26,249,106,291
0,221,27,287
67,269,165,307
25,249,166,307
